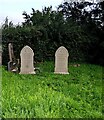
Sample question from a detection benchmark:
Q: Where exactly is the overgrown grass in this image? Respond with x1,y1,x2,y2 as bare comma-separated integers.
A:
1,62,103,118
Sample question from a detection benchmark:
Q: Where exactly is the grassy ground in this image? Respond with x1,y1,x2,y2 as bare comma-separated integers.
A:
1,62,103,118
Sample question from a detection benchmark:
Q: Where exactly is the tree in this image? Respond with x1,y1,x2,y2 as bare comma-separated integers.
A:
2,1,104,65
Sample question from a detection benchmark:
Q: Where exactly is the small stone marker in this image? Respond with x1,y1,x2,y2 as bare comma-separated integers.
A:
54,46,69,74
20,45,35,74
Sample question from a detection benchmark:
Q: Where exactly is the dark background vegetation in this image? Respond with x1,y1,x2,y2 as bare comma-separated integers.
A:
2,1,104,65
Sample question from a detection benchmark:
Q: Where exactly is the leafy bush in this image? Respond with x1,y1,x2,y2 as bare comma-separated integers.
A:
2,1,104,65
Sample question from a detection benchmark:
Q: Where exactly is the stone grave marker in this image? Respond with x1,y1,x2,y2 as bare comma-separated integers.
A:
8,43,19,72
8,43,14,62
54,46,69,74
20,45,35,74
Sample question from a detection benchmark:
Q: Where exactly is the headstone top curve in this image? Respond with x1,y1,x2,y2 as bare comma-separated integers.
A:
55,46,69,56
20,45,34,55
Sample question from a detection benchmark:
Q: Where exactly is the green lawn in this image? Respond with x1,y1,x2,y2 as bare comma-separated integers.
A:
1,62,103,118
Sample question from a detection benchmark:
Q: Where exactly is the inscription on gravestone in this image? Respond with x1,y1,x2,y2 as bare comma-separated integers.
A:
20,45,35,74
54,46,69,74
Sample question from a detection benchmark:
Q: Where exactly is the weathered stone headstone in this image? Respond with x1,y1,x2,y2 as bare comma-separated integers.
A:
54,46,69,74
20,45,35,74
8,43,19,72
8,43,15,62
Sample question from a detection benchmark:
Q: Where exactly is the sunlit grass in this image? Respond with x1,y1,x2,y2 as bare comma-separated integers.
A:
1,62,103,118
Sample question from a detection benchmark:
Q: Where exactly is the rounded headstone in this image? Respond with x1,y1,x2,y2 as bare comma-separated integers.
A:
54,46,69,74
20,45,35,74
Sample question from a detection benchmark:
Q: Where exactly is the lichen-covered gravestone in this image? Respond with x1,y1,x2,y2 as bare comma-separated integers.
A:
54,46,69,74
20,45,35,74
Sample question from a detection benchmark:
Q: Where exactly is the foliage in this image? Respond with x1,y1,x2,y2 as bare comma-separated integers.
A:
1,62,103,118
2,1,104,65
57,1,104,64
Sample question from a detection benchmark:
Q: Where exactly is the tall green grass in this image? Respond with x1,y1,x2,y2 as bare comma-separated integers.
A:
1,62,103,118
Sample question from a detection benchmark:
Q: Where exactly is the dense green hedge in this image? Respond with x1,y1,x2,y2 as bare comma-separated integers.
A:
2,24,102,65
2,1,104,65
2,26,93,62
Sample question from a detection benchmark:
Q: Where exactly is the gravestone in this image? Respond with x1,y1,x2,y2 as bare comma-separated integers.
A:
8,43,19,72
20,45,35,74
54,46,69,74
8,43,14,62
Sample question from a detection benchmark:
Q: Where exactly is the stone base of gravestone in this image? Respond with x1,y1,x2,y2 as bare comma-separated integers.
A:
8,61,14,71
20,70,36,74
8,61,19,73
54,72,69,74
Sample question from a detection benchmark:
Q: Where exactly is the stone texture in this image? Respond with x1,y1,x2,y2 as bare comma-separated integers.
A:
8,43,19,72
8,43,14,62
54,46,69,74
20,45,35,74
